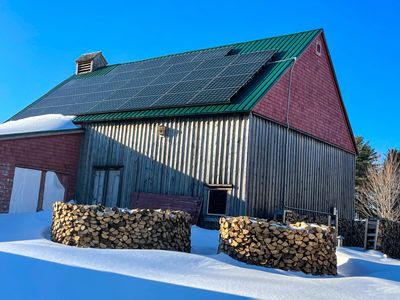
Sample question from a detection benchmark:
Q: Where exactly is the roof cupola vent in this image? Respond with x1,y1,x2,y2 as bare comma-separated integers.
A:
75,51,107,75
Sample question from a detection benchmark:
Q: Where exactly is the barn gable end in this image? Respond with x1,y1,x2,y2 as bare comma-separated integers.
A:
253,32,356,154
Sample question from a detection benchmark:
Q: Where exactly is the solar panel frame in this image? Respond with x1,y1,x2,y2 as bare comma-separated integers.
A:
18,49,277,116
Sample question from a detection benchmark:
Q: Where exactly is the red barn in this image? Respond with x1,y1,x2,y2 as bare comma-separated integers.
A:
1,29,356,226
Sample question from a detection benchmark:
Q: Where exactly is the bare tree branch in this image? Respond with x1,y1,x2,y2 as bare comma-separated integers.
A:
356,153,400,221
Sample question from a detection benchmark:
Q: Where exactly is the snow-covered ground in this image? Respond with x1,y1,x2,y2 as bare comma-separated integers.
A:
0,114,78,135
0,212,399,300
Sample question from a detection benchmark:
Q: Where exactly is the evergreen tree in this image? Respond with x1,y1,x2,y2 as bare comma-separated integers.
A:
355,136,378,188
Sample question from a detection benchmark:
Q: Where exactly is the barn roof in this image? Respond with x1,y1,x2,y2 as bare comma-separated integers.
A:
11,29,321,122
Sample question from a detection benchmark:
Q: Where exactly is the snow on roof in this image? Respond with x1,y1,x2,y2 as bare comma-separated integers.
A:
0,114,80,136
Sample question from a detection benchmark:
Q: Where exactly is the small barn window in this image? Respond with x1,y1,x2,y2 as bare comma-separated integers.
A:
207,189,228,215
92,167,122,207
316,41,322,56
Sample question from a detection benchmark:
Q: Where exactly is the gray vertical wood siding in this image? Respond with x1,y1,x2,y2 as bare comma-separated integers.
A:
76,113,355,222
76,115,250,218
247,115,355,220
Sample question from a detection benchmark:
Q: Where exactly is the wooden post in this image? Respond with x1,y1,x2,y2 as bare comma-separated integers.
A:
36,171,47,211
373,219,380,250
364,219,369,249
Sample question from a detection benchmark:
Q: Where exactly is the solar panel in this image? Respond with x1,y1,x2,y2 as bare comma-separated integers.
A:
88,99,129,113
189,88,239,105
164,52,200,65
164,61,201,74
105,87,142,100
81,91,114,103
119,95,160,110
27,102,98,116
14,48,277,118
183,67,224,81
205,74,250,90
136,65,170,77
197,56,237,69
219,63,261,76
152,72,189,84
168,79,210,93
112,63,140,73
122,77,157,88
152,92,197,107
108,71,144,82
231,51,276,64
135,57,170,69
136,83,175,97
192,47,233,61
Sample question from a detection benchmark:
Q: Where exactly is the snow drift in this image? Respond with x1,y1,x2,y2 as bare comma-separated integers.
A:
0,211,399,299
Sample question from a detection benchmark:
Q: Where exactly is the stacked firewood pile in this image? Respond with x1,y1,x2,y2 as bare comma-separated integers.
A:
338,219,365,247
284,210,329,225
219,216,337,275
51,202,191,252
377,219,400,259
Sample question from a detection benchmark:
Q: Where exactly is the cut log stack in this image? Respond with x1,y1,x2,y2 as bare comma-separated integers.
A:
219,216,337,275
52,202,191,252
284,210,329,226
377,219,400,259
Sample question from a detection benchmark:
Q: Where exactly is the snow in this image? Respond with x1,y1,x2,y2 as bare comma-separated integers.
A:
0,114,79,135
42,172,65,211
0,212,399,300
8,167,42,213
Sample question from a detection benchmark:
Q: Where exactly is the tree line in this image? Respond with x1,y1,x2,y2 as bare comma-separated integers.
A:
355,136,400,221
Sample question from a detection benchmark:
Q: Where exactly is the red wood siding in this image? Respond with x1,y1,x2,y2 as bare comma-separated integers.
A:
0,132,82,212
253,33,356,153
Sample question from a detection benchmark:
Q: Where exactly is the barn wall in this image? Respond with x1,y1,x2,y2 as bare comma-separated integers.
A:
76,114,250,219
247,115,355,220
253,33,356,154
0,131,83,212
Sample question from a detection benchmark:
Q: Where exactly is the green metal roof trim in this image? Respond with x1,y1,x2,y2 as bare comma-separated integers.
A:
73,29,321,123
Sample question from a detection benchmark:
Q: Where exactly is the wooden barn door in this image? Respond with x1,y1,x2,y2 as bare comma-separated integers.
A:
92,167,121,208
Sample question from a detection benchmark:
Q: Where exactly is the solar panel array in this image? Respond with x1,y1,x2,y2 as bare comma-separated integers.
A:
14,47,277,119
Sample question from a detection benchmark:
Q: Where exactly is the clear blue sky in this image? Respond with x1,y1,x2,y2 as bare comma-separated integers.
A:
0,0,399,156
